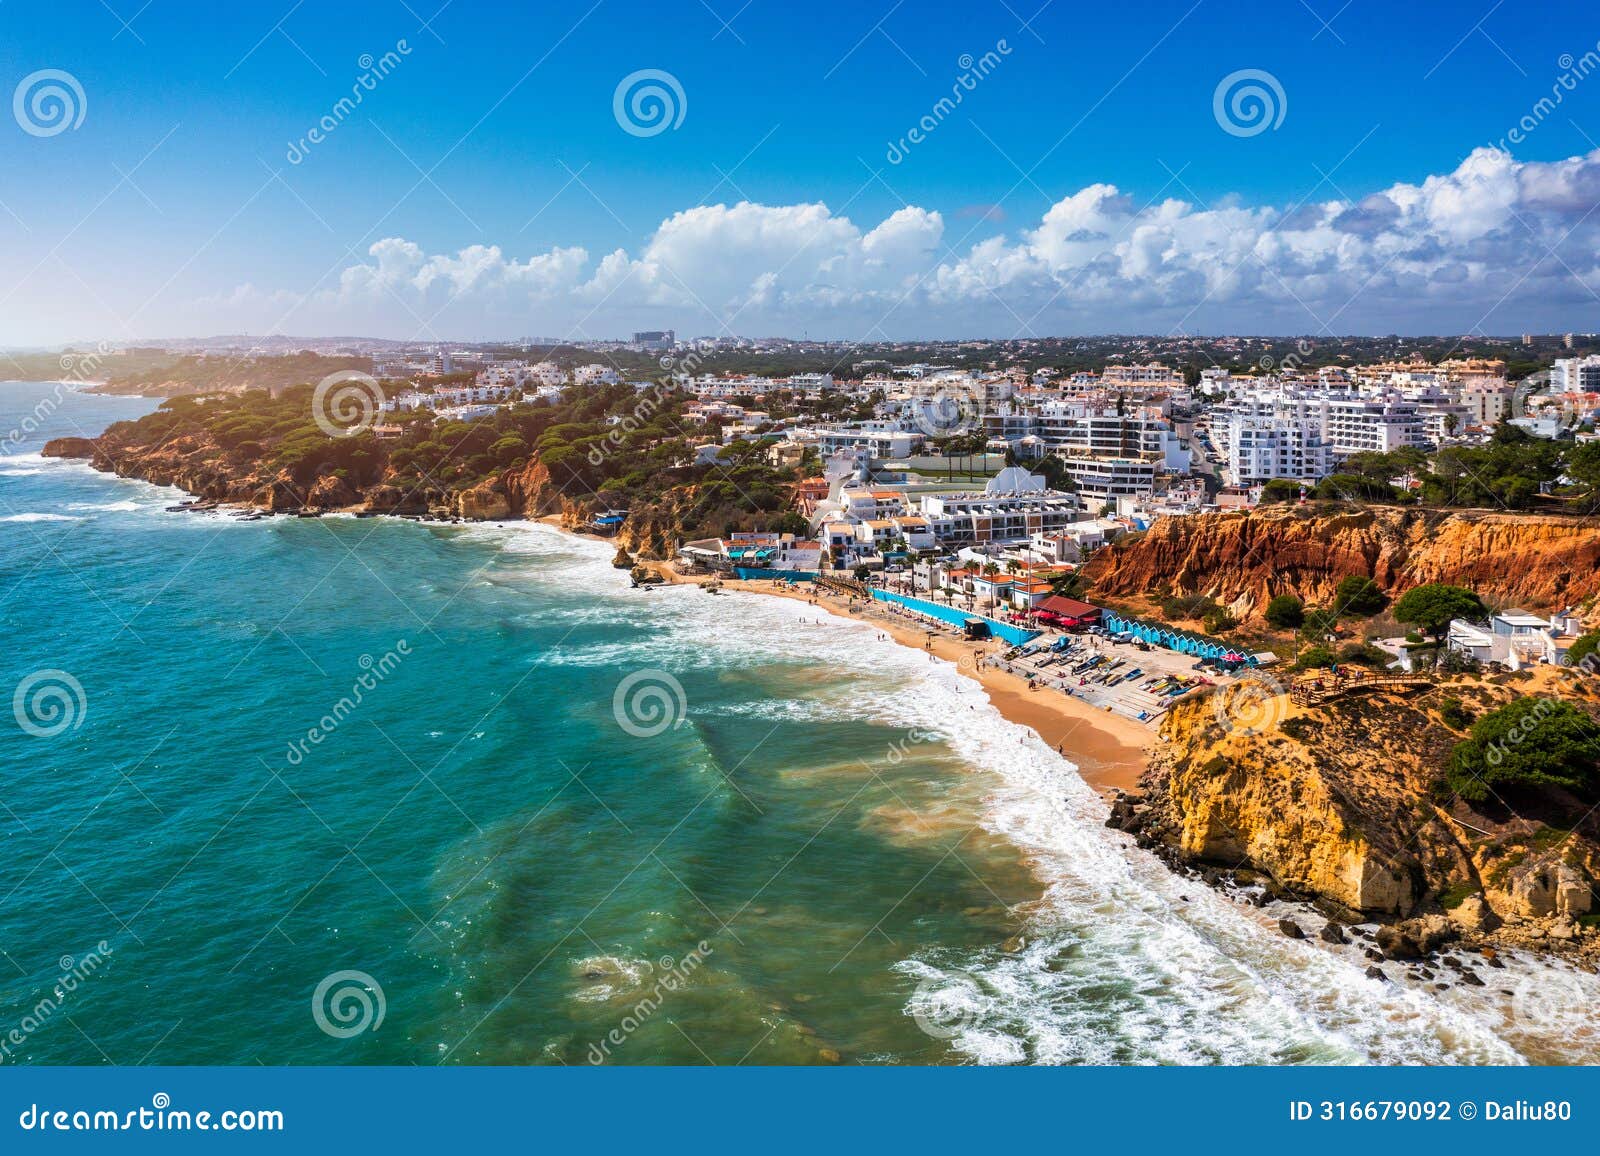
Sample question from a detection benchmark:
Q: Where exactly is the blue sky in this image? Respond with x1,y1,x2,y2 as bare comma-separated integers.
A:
4,0,1600,344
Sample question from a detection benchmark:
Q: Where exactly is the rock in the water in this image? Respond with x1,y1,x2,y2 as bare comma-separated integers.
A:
1447,893,1501,935
42,436,96,459
1104,792,1148,834
1319,921,1348,944
1365,966,1388,981
1458,970,1485,986
1278,918,1306,940
1377,915,1456,960
1376,926,1423,960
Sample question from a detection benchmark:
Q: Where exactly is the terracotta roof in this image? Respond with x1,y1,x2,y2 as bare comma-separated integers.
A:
1038,595,1101,618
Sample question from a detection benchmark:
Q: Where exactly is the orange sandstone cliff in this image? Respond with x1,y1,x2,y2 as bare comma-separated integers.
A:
1083,506,1600,620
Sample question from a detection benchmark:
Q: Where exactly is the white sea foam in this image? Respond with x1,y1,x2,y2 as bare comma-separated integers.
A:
357,517,1600,1064
0,512,82,523
66,499,142,512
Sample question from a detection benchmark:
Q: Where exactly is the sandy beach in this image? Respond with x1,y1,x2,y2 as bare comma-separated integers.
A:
648,563,1154,794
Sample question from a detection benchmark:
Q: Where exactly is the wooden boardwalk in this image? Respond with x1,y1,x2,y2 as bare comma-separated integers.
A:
1289,669,1433,706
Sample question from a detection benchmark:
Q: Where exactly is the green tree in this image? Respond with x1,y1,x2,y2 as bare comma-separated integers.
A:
1333,575,1388,616
768,511,810,536
1393,583,1485,655
1445,698,1600,804
1264,593,1305,629
1568,630,1600,669
1258,478,1303,504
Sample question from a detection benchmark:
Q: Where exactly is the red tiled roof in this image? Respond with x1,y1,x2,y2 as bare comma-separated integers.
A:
1038,595,1101,618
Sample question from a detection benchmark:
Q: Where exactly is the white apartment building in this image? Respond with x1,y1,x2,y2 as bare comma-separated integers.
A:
917,469,1082,547
1058,456,1166,503
1225,415,1332,484
573,364,620,386
1221,388,1423,479
1102,362,1184,385
1551,354,1600,393
796,423,923,459
1034,402,1189,469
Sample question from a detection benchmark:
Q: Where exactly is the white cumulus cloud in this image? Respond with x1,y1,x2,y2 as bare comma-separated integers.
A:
212,148,1600,338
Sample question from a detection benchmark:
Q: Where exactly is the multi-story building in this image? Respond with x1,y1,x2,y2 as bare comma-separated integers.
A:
1552,354,1600,393
1216,384,1433,473
1225,416,1332,484
1459,380,1515,426
796,423,923,459
916,467,1081,547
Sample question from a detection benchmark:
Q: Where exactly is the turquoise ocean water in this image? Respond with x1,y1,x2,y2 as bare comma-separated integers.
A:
1,380,1595,1066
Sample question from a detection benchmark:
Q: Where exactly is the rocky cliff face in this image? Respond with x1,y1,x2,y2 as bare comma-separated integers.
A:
50,429,718,560
1084,506,1600,620
1135,673,1600,955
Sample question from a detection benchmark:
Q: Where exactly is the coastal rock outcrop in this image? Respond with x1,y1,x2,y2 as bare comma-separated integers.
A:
1084,506,1600,621
41,436,96,459
1141,670,1600,958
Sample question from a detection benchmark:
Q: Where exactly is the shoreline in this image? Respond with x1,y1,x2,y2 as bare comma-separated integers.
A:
644,561,1154,795
48,446,1157,795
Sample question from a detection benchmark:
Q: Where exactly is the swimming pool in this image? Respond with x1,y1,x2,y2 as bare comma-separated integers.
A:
868,589,1041,646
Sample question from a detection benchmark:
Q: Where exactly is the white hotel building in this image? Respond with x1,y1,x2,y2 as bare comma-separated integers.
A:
1221,388,1424,483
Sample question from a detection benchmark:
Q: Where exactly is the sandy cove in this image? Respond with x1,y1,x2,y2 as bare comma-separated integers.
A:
643,561,1153,794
